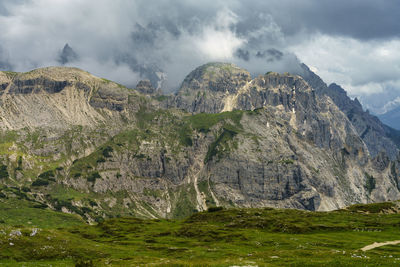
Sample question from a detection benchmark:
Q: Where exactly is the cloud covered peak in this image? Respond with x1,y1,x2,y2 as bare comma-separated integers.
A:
0,0,398,112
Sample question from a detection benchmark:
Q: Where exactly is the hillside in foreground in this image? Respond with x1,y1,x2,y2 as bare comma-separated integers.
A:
1,201,400,266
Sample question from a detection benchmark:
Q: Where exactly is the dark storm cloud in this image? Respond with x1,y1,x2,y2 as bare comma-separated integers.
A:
234,49,250,61
256,49,284,62
235,0,400,41
296,0,400,40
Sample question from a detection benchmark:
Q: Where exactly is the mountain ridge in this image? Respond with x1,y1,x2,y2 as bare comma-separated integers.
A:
299,63,400,160
0,63,399,221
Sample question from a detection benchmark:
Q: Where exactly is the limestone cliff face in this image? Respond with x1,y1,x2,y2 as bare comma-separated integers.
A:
173,62,252,113
0,67,139,130
168,63,399,211
0,64,399,221
300,64,400,159
173,64,365,153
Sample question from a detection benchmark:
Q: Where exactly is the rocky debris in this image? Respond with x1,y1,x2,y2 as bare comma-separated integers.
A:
136,80,157,94
9,230,22,237
172,62,251,113
30,228,39,236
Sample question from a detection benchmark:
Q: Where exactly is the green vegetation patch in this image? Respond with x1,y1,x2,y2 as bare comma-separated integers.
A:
198,180,216,207
365,172,376,194
171,185,198,219
347,202,395,213
2,71,18,79
0,131,18,154
187,110,244,133
15,156,23,171
70,144,114,178
101,146,113,158
153,95,168,101
0,197,84,228
204,127,238,163
87,172,101,183
31,178,49,187
135,106,158,128
31,169,57,187
279,158,295,165
38,170,56,180
0,164,9,179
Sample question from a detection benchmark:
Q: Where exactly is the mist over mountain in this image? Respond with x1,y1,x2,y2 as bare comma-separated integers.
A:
57,43,78,65
379,106,400,130
0,0,399,110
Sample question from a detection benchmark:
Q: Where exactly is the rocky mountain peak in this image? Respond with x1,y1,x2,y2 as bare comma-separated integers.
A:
58,43,78,65
180,62,251,94
173,64,315,114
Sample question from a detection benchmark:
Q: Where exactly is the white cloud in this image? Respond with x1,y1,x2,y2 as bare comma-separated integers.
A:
379,97,400,114
288,34,400,113
289,34,400,95
193,9,246,60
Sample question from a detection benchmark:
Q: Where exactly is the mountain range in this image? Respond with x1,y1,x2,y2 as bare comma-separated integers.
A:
0,62,400,221
379,106,400,131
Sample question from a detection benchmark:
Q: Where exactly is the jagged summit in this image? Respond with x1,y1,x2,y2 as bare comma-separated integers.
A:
173,63,314,114
58,43,79,65
300,63,400,159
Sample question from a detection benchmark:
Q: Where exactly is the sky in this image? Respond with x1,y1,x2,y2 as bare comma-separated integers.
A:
0,0,399,114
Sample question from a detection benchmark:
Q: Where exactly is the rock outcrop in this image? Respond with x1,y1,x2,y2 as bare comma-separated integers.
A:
58,43,78,65
173,62,251,113
135,80,157,95
0,67,140,130
300,63,400,159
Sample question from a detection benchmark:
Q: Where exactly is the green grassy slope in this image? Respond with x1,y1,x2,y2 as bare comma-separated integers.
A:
1,202,400,266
